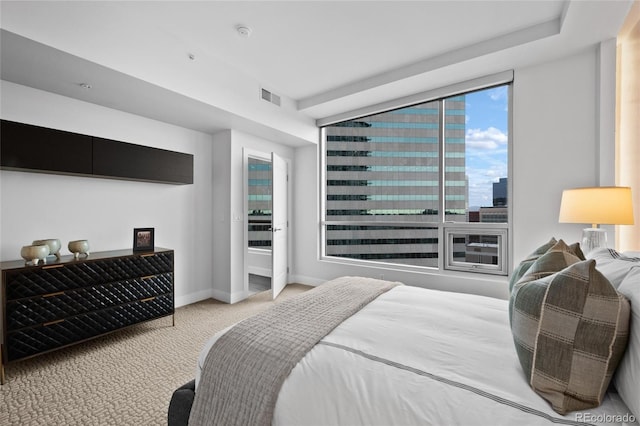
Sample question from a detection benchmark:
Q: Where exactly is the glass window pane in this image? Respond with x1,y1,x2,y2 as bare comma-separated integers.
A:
444,86,509,223
248,158,272,248
325,100,441,223
325,225,439,268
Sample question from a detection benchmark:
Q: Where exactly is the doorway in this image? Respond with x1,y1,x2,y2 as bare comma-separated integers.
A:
243,149,288,299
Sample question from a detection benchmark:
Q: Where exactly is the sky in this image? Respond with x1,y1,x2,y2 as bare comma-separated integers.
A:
463,85,509,208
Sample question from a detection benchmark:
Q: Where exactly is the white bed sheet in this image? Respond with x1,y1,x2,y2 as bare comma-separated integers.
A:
196,285,637,426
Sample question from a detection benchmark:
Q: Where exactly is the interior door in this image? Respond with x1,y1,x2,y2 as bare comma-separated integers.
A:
271,152,287,299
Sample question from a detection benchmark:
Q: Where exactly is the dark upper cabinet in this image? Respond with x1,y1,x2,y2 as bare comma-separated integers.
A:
0,120,193,185
0,120,92,175
93,137,193,184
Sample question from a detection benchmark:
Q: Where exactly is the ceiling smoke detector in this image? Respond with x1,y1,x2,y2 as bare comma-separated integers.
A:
236,25,252,38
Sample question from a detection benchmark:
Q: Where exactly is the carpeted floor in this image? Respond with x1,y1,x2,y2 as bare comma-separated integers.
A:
1,284,311,425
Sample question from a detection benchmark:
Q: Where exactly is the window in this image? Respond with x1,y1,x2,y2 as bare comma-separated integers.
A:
320,80,511,275
444,227,508,275
248,157,272,249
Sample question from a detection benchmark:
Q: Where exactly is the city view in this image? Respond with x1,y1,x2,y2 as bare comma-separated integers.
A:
248,85,509,270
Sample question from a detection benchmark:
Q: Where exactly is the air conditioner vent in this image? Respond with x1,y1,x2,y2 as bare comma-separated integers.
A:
260,88,281,107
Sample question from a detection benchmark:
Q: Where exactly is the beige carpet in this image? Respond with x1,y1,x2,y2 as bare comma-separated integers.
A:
1,284,311,425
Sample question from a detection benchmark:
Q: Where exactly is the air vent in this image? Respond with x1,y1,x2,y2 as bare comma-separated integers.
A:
260,88,281,107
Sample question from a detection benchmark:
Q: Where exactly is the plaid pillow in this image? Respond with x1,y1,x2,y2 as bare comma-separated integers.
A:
509,239,588,293
508,237,557,292
509,240,582,326
510,260,630,414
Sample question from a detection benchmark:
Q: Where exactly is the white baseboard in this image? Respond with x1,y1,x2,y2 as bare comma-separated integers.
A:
210,288,249,304
174,288,214,308
289,274,325,287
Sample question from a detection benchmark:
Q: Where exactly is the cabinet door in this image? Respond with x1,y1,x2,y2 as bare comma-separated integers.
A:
0,120,92,175
92,137,193,184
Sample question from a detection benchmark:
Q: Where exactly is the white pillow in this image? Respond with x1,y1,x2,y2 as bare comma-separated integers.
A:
615,266,640,419
587,248,640,288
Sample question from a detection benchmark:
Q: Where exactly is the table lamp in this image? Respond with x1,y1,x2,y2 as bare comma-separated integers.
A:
559,186,634,254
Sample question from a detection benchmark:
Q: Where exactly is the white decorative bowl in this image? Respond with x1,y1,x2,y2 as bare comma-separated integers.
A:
33,238,62,259
20,244,50,265
68,240,90,259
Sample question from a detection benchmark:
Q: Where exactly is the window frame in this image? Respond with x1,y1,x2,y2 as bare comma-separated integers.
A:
318,72,513,276
443,225,509,275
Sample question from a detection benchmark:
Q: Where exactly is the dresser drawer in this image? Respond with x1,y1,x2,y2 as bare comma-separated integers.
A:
5,273,173,330
6,293,174,362
5,251,174,299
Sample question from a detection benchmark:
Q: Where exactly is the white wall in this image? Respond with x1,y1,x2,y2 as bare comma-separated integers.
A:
0,81,214,307
512,49,604,261
291,47,613,300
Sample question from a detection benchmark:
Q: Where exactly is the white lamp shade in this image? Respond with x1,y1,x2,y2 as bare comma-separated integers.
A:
559,186,634,226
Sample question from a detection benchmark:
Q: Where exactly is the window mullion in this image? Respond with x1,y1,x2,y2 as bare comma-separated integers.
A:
437,99,446,270
438,99,446,224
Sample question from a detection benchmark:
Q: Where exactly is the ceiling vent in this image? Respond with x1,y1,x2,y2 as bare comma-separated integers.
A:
261,88,281,107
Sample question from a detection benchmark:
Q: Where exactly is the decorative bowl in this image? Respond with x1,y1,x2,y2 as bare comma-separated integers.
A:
20,244,50,265
33,238,62,259
68,240,90,259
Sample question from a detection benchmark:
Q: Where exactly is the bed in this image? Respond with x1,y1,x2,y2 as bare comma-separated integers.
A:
169,243,640,426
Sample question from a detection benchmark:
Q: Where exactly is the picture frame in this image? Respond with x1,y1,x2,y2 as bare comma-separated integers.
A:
133,228,154,252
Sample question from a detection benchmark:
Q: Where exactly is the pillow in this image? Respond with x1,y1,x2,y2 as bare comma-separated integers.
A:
510,260,630,414
588,247,640,288
509,240,583,326
614,266,640,419
508,237,557,292
567,242,586,261
514,240,583,286
508,239,586,292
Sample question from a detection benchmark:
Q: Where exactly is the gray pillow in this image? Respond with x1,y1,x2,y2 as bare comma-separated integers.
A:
613,266,640,419
509,240,582,327
508,237,557,292
510,260,630,414
588,247,640,288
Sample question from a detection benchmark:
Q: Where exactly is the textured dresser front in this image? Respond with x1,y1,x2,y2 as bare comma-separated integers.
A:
1,249,174,383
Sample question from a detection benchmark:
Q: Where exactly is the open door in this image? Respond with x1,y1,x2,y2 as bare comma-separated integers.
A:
271,152,287,299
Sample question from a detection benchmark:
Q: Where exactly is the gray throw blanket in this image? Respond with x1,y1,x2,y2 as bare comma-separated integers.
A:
188,276,401,426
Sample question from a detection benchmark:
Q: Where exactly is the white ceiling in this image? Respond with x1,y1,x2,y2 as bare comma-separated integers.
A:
0,1,634,146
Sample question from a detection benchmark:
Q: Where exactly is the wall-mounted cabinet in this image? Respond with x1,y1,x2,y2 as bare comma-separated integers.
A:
0,120,93,175
93,137,193,184
0,120,193,184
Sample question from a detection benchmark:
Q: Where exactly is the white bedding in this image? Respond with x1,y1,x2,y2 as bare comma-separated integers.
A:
196,285,637,426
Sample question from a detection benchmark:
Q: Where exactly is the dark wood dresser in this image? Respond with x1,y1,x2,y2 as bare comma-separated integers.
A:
0,247,174,384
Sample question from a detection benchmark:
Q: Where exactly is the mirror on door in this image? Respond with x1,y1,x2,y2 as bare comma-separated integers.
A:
247,156,272,295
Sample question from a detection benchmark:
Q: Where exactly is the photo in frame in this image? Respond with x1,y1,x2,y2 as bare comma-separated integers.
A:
133,228,154,252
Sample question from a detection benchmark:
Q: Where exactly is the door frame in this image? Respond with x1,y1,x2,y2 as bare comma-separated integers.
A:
242,148,291,299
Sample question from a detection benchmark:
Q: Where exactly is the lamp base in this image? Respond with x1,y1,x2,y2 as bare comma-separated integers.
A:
581,228,607,255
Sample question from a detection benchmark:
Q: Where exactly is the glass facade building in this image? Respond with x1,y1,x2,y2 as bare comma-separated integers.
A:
324,97,468,267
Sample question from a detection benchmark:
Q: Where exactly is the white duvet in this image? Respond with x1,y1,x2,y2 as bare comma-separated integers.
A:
196,285,637,426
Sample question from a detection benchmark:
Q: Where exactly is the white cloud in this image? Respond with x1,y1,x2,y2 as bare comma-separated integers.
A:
465,127,507,150
488,86,508,101
463,128,509,206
